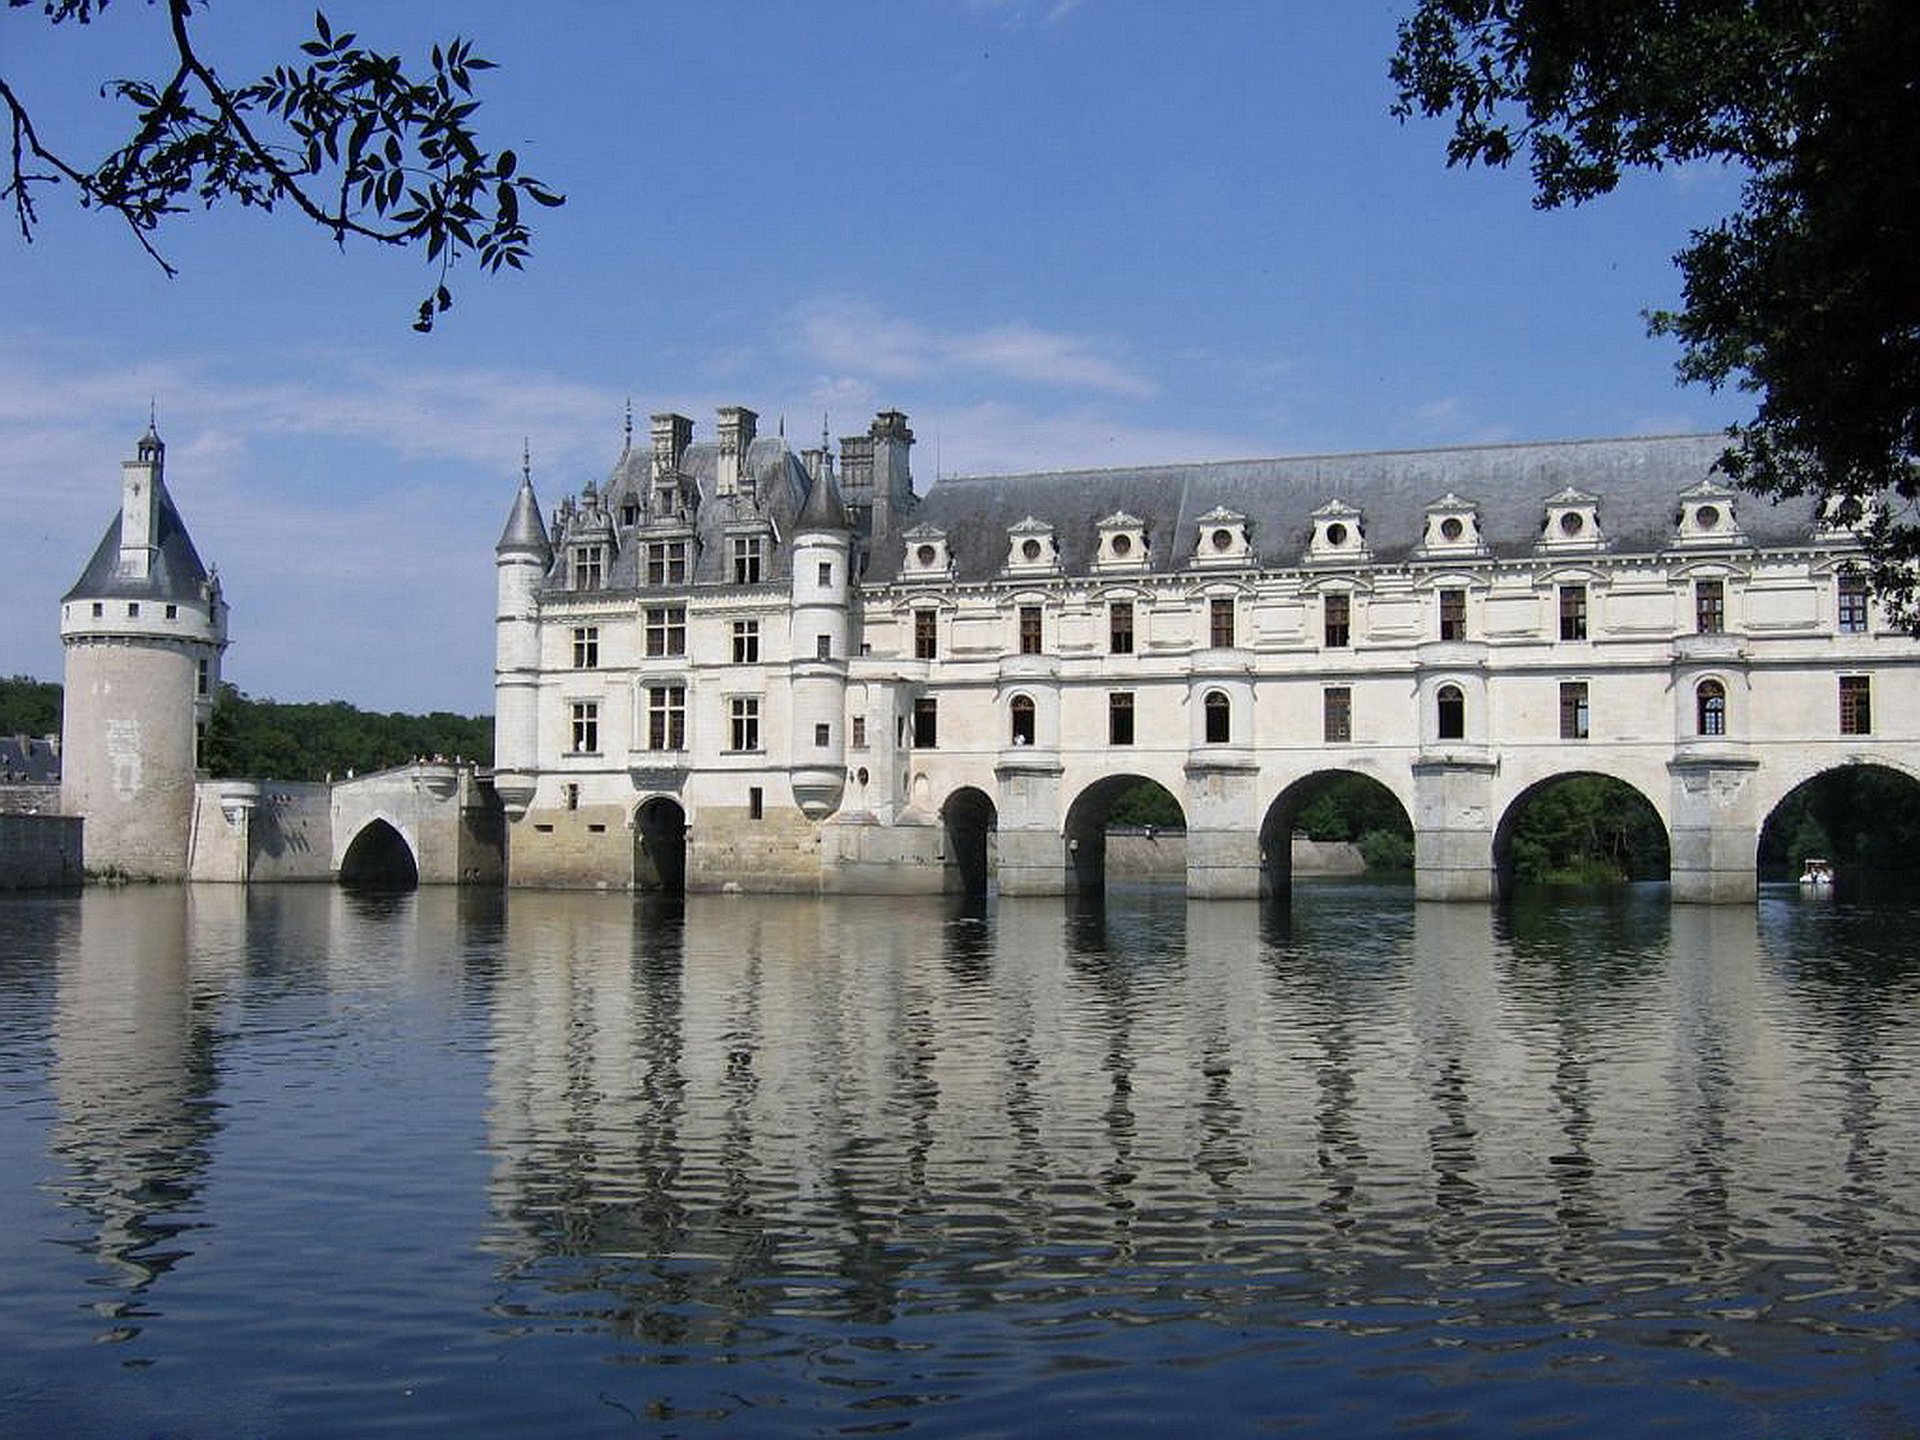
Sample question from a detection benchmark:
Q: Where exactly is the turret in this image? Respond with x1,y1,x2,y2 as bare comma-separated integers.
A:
788,439,852,819
494,451,550,819
59,424,229,878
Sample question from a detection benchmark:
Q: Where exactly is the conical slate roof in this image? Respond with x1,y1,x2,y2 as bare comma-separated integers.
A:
795,461,850,534
496,476,552,561
63,484,213,605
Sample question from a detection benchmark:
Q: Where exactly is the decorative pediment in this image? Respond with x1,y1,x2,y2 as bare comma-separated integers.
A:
1537,485,1606,554
901,522,953,581
1004,515,1060,575
1415,492,1487,559
1305,499,1371,565
1093,510,1150,571
1673,478,1748,548
1192,505,1252,568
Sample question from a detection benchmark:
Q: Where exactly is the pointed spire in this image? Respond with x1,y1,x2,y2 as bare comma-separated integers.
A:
623,397,633,452
497,445,551,560
797,443,851,534
521,437,531,483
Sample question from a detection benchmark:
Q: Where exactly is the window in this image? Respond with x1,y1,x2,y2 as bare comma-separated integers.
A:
196,658,210,696
1324,593,1350,648
563,783,579,811
1559,681,1590,740
91,602,103,618
814,722,831,747
1840,675,1872,735
914,609,938,660
1324,687,1351,743
732,534,764,585
572,625,599,669
1559,584,1588,640
1204,690,1230,744
573,545,605,591
620,501,640,528
818,562,833,587
1696,679,1727,736
647,685,685,751
1019,605,1043,655
1010,695,1036,746
128,602,140,618
1109,692,1135,745
645,605,686,657
816,633,832,660
1436,684,1465,741
1210,597,1236,648
748,786,764,821
913,696,938,748
653,485,676,518
729,696,761,752
731,619,760,663
1110,601,1135,655
1439,588,1466,641
646,541,687,586
851,715,868,749
1695,578,1725,635
1839,573,1869,633
164,604,177,619
570,701,599,753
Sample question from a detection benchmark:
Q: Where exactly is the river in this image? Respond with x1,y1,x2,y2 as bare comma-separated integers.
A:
1,882,1916,1437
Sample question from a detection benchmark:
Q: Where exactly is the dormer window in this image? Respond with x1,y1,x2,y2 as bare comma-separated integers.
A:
572,544,605,591
902,523,952,580
620,501,641,528
1094,511,1149,572
1537,486,1605,553
645,540,687,586
1306,500,1370,565
1005,516,1060,575
731,532,766,585
1673,479,1748,548
1416,493,1486,559
1191,506,1252,569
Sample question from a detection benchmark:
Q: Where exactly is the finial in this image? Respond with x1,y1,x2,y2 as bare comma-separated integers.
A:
521,438,531,484
623,397,633,451
148,397,157,431
821,412,831,452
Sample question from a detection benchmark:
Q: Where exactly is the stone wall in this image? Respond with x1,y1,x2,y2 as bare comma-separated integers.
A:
0,813,84,889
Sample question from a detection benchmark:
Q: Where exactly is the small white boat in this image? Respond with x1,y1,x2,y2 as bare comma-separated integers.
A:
1799,857,1835,891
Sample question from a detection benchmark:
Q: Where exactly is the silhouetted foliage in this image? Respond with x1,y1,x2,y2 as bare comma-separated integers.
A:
1758,766,1920,878
1506,776,1668,885
198,684,489,780
1106,781,1184,829
0,674,61,736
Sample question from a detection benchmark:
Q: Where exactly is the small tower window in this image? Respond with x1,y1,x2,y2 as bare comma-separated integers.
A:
1204,690,1230,744
1436,684,1466,741
1010,695,1036,746
1696,679,1727,736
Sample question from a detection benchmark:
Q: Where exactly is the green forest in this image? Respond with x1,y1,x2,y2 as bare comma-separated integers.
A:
0,675,60,737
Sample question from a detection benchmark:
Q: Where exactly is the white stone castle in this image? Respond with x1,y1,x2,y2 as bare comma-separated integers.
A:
493,406,1918,903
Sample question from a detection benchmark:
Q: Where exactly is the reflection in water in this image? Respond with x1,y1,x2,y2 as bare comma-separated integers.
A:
0,881,1917,1436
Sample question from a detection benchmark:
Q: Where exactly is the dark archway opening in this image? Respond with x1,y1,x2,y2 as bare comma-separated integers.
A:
941,786,998,898
338,819,419,889
1758,764,1920,891
1063,776,1185,895
1259,770,1412,898
633,797,687,895
1493,773,1668,897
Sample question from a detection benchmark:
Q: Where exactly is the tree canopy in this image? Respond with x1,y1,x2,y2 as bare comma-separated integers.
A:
2,0,562,331
199,685,492,781
1393,1,1920,617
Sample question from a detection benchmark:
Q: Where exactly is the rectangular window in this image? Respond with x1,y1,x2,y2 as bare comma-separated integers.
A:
851,715,867,749
196,658,210,696
646,685,685,751
164,604,177,620
128,602,140,618
748,786,764,821
1019,604,1043,655
1109,692,1135,746
732,534,763,585
1324,593,1350,648
1439,588,1466,641
570,700,599,754
646,541,687,586
1559,584,1588,641
1839,573,1869,633
91,602,103,618
1840,675,1872,735
731,619,760,663
645,605,686,657
913,696,938,748
1695,578,1725,635
816,633,832,660
1210,596,1236,648
814,722,831,747
914,609,938,660
729,696,761,752
818,561,833,587
1559,681,1590,740
1324,687,1352,743
1110,601,1135,655
572,625,599,669
573,545,604,591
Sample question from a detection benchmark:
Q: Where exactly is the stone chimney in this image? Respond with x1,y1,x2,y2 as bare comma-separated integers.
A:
715,405,757,497
650,412,692,479
868,409,915,544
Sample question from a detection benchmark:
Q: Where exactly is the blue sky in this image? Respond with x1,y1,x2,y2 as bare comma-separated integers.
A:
2,1,1751,714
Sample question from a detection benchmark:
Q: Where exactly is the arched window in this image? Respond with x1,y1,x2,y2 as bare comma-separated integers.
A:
1436,684,1466,741
1010,694,1036,746
1203,690,1230,744
1697,679,1727,736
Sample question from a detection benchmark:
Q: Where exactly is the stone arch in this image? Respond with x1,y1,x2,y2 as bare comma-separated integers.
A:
337,817,419,889
1756,761,1920,884
1063,773,1187,895
633,795,687,895
1259,769,1414,896
941,786,998,897
1493,771,1670,896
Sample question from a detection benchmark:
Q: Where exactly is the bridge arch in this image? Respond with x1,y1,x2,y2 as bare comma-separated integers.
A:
337,816,419,889
1063,773,1186,894
633,795,687,894
941,786,998,897
1493,771,1669,895
1756,761,1920,884
1259,769,1414,895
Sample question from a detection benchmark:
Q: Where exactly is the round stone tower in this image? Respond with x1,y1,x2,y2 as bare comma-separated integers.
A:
493,453,551,819
788,442,852,819
59,424,229,879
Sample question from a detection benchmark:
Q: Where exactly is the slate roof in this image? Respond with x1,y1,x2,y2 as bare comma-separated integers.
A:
63,483,215,604
496,476,552,560
883,434,1824,583
0,735,59,784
